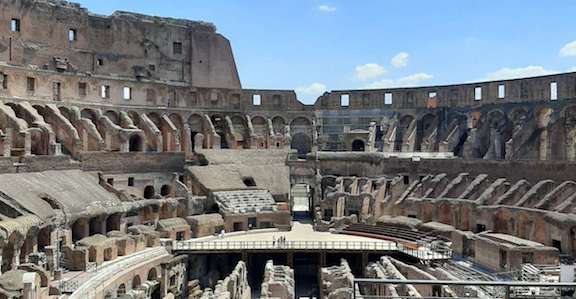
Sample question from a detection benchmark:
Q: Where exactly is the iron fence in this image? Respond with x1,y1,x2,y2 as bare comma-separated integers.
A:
353,278,576,299
172,240,452,260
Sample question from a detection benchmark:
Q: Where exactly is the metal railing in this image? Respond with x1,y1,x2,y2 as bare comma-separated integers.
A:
172,240,452,260
353,278,576,299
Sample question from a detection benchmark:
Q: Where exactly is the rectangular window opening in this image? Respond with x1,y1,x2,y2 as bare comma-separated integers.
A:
384,93,393,105
498,84,506,99
68,29,77,41
173,42,183,55
128,177,135,187
78,82,87,97
97,58,104,66
101,85,110,99
1,74,8,89
252,94,261,106
10,19,20,32
550,82,558,100
340,94,350,107
428,92,437,99
52,82,61,101
123,87,132,100
26,77,35,92
474,87,482,101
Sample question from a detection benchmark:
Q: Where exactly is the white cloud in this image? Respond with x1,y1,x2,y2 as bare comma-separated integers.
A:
560,41,576,57
391,52,409,68
318,5,337,12
482,66,558,81
365,73,433,89
355,63,387,81
295,82,327,101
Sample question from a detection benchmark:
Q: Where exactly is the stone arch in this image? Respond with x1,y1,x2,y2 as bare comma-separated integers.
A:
160,185,172,197
416,113,438,152
169,113,186,152
148,112,177,152
33,104,78,156
127,111,141,127
351,139,365,152
132,275,141,289
483,109,511,159
80,108,108,143
148,267,159,281
143,186,155,199
211,114,229,149
562,105,576,160
188,113,205,150
251,116,268,148
272,116,287,135
2,230,24,273
290,117,312,133
231,115,249,148
104,110,120,126
58,106,73,121
117,283,126,296
106,213,122,232
5,102,50,155
251,116,268,136
394,115,415,152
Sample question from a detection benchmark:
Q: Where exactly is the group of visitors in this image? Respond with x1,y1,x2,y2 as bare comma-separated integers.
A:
273,236,287,248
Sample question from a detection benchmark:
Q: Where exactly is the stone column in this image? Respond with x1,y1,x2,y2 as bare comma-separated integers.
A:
12,246,21,269
22,272,39,299
183,124,192,153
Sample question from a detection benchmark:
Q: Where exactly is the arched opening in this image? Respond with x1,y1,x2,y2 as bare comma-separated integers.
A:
89,217,102,235
394,115,415,152
416,114,438,152
72,218,87,242
211,115,229,149
160,185,171,197
143,186,155,199
129,135,142,152
38,227,51,252
351,140,365,152
104,111,120,126
291,133,312,156
231,115,250,148
106,214,121,232
169,113,185,152
148,267,158,281
188,114,204,150
243,177,257,187
117,283,126,296
272,116,287,135
132,275,141,289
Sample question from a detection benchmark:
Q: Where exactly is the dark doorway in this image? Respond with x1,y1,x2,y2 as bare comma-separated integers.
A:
351,139,365,152
191,132,199,150
129,135,142,152
248,217,257,230
144,186,155,199
291,133,312,157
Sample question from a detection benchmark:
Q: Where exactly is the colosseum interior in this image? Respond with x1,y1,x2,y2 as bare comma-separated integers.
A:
1,0,576,298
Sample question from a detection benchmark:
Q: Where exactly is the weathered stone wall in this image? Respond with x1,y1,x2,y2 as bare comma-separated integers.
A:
80,152,185,173
0,0,239,89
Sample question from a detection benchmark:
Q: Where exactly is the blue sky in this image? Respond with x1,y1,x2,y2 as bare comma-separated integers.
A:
74,0,576,103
